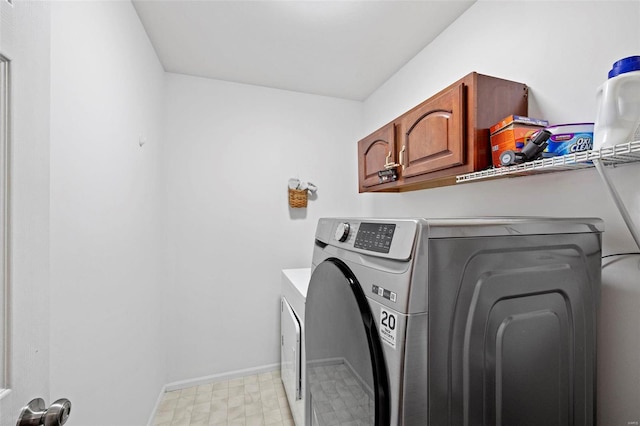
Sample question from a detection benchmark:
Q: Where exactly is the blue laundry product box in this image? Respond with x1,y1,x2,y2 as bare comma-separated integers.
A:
544,123,594,157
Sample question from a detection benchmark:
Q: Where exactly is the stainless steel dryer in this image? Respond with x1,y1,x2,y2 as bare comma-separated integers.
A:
304,217,602,426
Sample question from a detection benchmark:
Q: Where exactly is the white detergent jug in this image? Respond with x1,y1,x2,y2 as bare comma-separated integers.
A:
594,56,640,150
593,55,640,251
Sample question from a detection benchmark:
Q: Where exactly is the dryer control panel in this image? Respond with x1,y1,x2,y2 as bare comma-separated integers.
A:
353,222,396,253
315,218,418,261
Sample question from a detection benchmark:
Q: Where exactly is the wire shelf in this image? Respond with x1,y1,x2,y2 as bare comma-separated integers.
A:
456,141,640,184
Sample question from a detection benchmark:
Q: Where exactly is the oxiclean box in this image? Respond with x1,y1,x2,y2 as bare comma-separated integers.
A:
544,123,594,157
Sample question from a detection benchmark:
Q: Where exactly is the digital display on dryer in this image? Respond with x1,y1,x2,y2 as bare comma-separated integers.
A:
354,223,396,253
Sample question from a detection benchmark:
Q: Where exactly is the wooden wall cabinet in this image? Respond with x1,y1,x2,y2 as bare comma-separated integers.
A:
357,72,528,192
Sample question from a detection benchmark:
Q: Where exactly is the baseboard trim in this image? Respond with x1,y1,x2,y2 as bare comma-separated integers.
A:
146,363,281,425
146,383,168,426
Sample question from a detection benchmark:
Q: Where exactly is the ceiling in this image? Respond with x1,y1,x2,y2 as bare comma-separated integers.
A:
132,1,475,101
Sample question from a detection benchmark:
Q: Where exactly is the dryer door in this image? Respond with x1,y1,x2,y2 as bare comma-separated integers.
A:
305,258,390,426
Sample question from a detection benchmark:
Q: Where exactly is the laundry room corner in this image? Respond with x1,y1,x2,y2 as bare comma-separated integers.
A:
161,73,365,386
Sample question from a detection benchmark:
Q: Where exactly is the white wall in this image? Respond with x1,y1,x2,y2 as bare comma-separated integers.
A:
163,73,363,383
360,2,640,425
49,2,167,425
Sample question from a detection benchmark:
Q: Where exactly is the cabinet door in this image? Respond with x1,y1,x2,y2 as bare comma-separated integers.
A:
357,124,396,189
398,83,464,178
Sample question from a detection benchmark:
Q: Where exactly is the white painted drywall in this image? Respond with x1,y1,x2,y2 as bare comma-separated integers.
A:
49,2,167,425
163,73,363,383
360,2,640,425
0,0,51,423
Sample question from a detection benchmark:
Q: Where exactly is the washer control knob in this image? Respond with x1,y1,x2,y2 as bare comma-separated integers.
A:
335,222,350,242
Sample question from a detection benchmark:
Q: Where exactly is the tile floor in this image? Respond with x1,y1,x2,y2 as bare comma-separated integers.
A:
152,370,294,426
307,363,374,426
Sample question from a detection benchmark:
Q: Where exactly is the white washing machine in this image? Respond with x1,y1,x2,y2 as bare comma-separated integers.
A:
281,268,310,426
305,217,603,426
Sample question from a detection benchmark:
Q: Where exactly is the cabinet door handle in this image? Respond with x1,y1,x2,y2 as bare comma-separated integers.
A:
384,150,402,170
384,151,392,167
399,145,406,170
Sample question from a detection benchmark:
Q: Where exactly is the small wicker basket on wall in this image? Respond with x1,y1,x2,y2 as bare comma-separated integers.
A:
288,188,308,208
